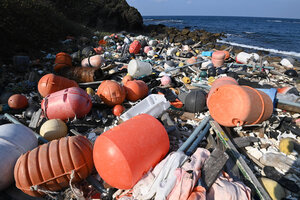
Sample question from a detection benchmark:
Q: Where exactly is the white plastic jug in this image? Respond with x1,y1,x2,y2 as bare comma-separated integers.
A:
120,94,170,121
0,124,38,190
128,59,152,78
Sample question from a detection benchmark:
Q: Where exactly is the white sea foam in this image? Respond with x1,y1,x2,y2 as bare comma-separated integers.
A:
267,20,283,23
144,19,183,24
217,40,300,58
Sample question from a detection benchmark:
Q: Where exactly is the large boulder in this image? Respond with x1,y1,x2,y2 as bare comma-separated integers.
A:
50,0,143,31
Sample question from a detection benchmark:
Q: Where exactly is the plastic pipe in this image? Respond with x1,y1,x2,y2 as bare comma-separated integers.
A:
4,113,48,143
186,123,211,156
277,99,300,108
178,116,210,152
227,63,274,70
165,61,204,73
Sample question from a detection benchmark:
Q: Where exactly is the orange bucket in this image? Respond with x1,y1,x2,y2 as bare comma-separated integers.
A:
38,74,78,97
93,114,169,189
54,52,72,72
207,76,238,101
208,85,273,127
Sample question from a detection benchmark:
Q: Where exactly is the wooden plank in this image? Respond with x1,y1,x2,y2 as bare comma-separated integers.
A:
201,148,229,190
210,120,272,200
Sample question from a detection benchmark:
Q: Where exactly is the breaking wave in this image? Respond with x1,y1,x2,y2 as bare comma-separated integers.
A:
144,19,183,24
217,40,300,58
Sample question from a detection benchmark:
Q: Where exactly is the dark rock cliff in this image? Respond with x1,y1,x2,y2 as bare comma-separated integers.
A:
0,0,143,59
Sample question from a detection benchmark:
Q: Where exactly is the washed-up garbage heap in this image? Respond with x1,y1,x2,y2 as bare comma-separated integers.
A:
0,31,300,200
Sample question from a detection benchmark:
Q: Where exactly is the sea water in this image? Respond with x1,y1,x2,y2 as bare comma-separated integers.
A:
143,16,300,58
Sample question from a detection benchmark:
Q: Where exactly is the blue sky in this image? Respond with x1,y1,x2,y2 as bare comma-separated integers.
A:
127,0,300,19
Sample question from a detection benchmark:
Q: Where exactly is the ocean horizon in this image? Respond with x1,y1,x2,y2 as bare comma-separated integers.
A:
143,16,300,58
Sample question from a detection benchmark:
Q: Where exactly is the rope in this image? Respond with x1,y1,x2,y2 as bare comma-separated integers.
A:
69,170,84,200
30,185,58,199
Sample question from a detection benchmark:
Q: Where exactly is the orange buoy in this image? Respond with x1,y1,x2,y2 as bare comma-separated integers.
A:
122,75,133,85
112,105,125,116
8,94,28,109
222,50,230,60
54,52,72,72
38,74,78,97
97,80,126,106
212,51,225,67
14,136,93,197
93,114,169,189
124,80,148,102
129,40,141,54
207,76,238,101
208,85,273,127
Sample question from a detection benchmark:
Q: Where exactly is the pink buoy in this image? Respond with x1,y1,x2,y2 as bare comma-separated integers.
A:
144,46,152,54
161,75,172,86
212,51,225,67
41,87,92,121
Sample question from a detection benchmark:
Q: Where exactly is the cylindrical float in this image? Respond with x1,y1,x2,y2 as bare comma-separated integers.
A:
14,136,93,197
38,74,78,97
207,76,238,101
212,51,225,67
124,80,148,102
41,87,92,121
54,52,72,72
208,85,273,127
93,114,169,189
57,66,104,83
0,124,38,191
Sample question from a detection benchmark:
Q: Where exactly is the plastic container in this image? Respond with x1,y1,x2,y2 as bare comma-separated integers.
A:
207,76,238,101
93,114,169,189
129,40,141,54
40,119,68,141
124,80,148,102
201,51,213,57
54,52,72,72
212,51,225,67
120,94,170,121
127,59,152,78
236,52,260,64
208,85,273,127
0,124,38,191
81,55,105,68
14,136,93,197
280,58,294,68
38,74,78,97
8,94,28,109
97,80,126,106
41,87,92,121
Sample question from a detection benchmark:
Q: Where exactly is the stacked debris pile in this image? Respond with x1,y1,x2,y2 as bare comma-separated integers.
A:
0,30,300,200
